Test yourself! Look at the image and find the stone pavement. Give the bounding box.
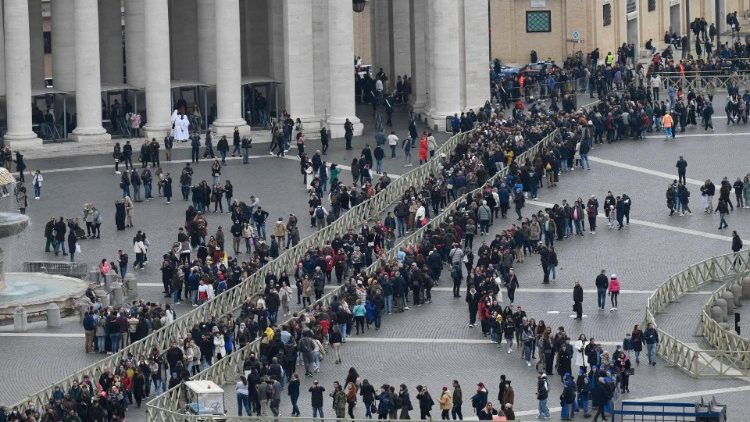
[5,97,750,417]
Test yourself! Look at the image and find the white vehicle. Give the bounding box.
[185,380,226,421]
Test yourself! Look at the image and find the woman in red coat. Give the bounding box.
[419,134,429,164]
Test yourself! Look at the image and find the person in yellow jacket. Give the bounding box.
[662,112,674,140]
[605,52,615,66]
[438,386,453,420]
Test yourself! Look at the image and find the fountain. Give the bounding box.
[0,169,88,321]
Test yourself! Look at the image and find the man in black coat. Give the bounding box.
[573,281,584,319]
[465,286,481,328]
[595,270,608,310]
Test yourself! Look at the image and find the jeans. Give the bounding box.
[312,406,324,418]
[172,288,182,303]
[451,403,463,420]
[256,223,266,239]
[479,219,489,234]
[56,241,66,255]
[109,333,120,353]
[384,295,392,313]
[34,184,41,197]
[538,398,550,418]
[97,335,105,352]
[220,149,227,163]
[719,212,728,229]
[390,145,396,158]
[376,159,383,173]
[549,264,556,280]
[237,393,251,416]
[646,342,657,364]
[597,288,606,309]
[144,182,152,198]
[338,323,347,342]
[397,217,406,236]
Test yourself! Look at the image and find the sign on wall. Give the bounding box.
[530,0,547,8]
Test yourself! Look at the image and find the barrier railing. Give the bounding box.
[659,72,750,94]
[699,264,750,369]
[146,128,565,421]
[11,130,472,412]
[645,249,750,377]
[145,98,603,420]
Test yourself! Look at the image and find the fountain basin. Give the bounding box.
[0,273,89,319]
[0,212,30,238]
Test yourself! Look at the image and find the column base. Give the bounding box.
[427,111,453,133]
[326,116,363,139]
[211,119,251,138]
[410,101,428,122]
[3,132,43,150]
[71,128,112,143]
[143,124,171,142]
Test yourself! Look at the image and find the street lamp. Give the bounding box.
[353,0,366,13]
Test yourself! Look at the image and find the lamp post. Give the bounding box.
[353,0,366,13]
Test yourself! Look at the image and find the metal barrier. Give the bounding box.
[659,71,750,95]
[11,129,472,412]
[22,261,89,279]
[645,249,750,377]
[146,123,567,421]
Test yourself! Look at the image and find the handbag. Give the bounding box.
[370,403,377,414]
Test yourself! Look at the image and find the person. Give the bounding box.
[416,385,434,420]
[451,380,463,420]
[470,383,488,416]
[403,135,413,167]
[391,384,409,420]
[716,198,729,229]
[438,386,452,420]
[344,118,354,150]
[643,322,659,366]
[309,379,325,418]
[332,381,346,419]
[676,156,687,185]
[15,186,27,215]
[608,274,621,311]
[68,227,78,262]
[595,270,608,311]
[288,373,301,417]
[662,111,673,140]
[573,280,584,320]
[236,376,251,416]
[536,372,550,419]
[32,170,43,199]
[631,325,643,364]
[163,173,173,204]
[320,127,329,155]
[732,230,743,262]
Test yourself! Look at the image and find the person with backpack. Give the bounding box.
[513,190,525,221]
[314,205,328,229]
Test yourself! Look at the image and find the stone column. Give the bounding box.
[52,0,76,91]
[390,0,412,77]
[462,0,489,112]
[409,0,427,115]
[282,0,317,127]
[327,0,362,138]
[124,0,145,88]
[427,0,461,130]
[28,0,44,88]
[72,0,110,143]
[212,0,250,137]
[3,0,42,148]
[0,0,6,97]
[197,0,216,85]
[99,0,124,84]
[143,0,172,140]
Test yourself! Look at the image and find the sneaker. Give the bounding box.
[527,361,531,366]
[34,197,40,200]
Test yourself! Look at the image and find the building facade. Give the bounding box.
[487,0,750,65]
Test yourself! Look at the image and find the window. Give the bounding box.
[603,4,612,26]
[648,0,656,12]
[526,11,551,33]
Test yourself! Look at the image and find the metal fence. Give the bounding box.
[145,127,566,421]
[22,261,89,279]
[699,268,750,369]
[11,130,471,412]
[645,249,750,377]
[659,72,750,95]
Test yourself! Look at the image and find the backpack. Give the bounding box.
[299,337,312,353]
[315,206,325,219]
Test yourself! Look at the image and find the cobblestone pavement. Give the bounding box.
[4,99,750,416]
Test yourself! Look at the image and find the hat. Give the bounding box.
[477,382,484,387]
[611,274,617,278]
[587,120,593,125]
[442,386,448,391]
